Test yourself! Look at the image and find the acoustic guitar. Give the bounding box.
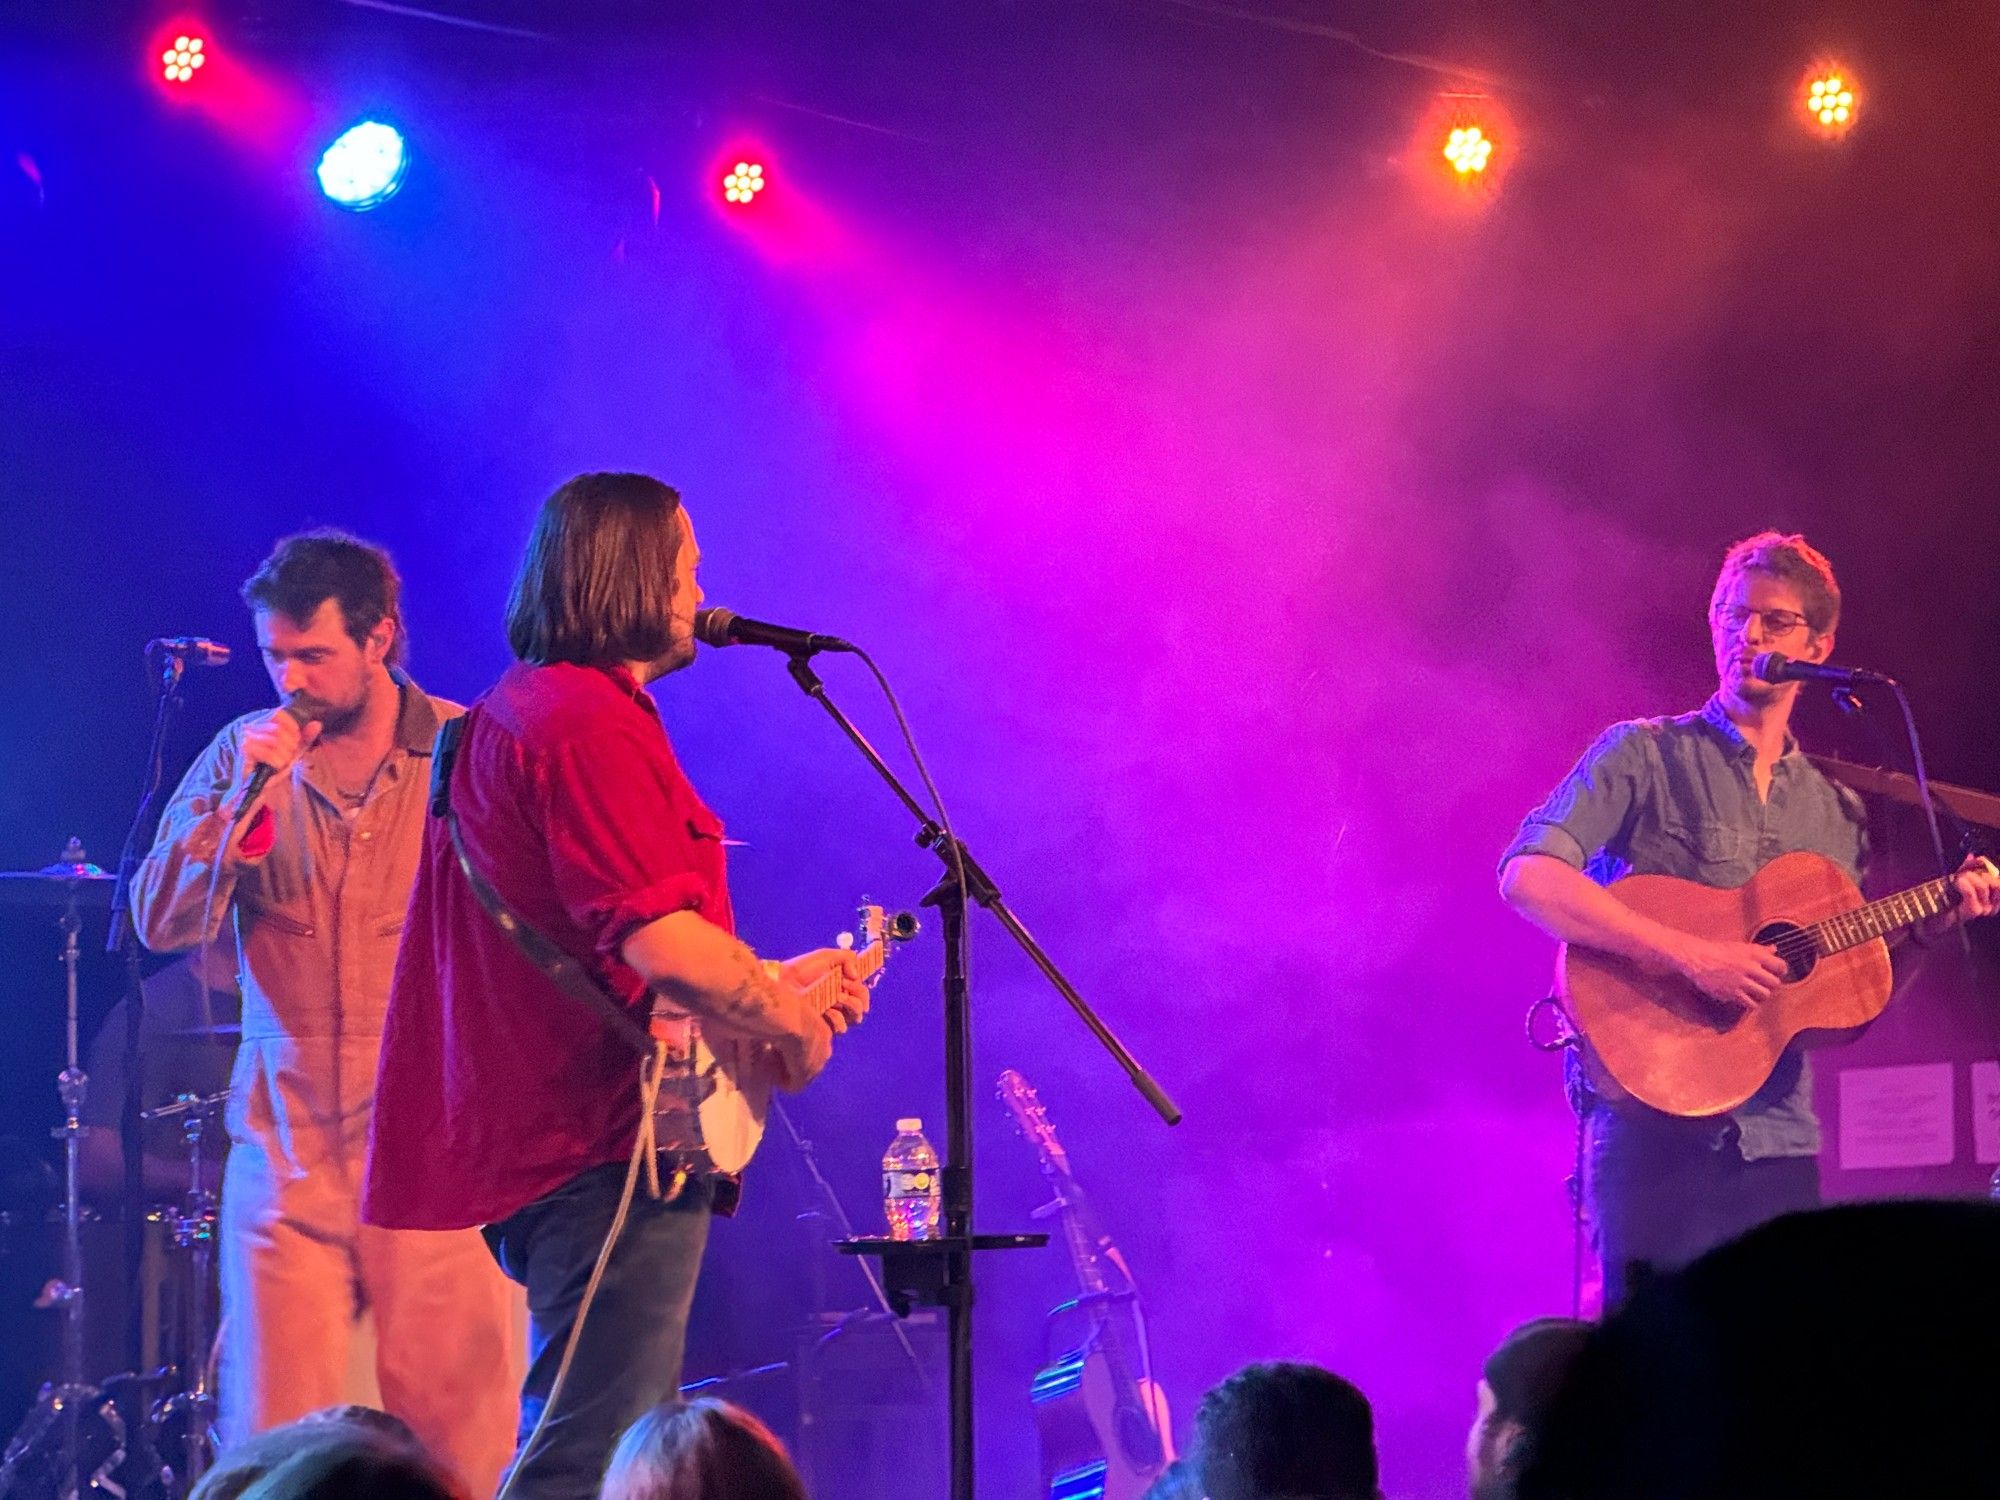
[999,1068,1173,1500]
[674,903,917,1172]
[1558,850,1978,1117]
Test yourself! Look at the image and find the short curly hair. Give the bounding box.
[1711,531,1841,635]
[241,529,407,665]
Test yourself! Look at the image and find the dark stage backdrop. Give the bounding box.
[3,2,1998,1494]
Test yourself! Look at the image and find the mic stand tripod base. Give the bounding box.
[838,1235,1049,1318]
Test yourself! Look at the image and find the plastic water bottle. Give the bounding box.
[882,1118,942,1241]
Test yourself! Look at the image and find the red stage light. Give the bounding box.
[722,161,766,205]
[160,33,207,85]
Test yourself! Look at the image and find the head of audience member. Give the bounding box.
[189,1407,462,1500]
[1138,1456,1203,1500]
[234,1439,459,1500]
[1195,1360,1381,1500]
[599,1398,807,1500]
[1466,1318,1591,1500]
[1517,1201,2000,1500]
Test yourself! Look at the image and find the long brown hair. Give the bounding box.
[599,1399,808,1500]
[504,473,685,666]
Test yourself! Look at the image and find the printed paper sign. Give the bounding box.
[1972,1061,2000,1166]
[1838,1063,1955,1170]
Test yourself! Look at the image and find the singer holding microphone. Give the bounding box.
[1496,531,2000,1305]
[131,530,524,1495]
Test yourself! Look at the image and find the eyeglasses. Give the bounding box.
[1710,602,1812,638]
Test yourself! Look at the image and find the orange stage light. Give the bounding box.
[1805,69,1857,133]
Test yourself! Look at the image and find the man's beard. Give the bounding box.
[657,622,697,676]
[298,681,369,738]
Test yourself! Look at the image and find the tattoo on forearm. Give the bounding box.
[701,939,799,1038]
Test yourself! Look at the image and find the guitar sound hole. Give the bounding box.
[1753,920,1817,984]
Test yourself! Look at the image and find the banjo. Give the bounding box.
[664,902,918,1172]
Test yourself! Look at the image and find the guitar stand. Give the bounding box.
[780,649,1178,1500]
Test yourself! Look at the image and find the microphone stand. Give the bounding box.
[776,648,1180,1500]
[106,643,198,1374]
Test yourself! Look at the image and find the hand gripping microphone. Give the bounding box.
[694,608,856,656]
[233,696,321,824]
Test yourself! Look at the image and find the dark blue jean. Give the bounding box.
[1587,1108,1820,1309]
[483,1161,714,1500]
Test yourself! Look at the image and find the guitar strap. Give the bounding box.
[431,713,654,1054]
[427,711,742,1214]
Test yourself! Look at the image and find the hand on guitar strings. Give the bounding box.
[1668,934,1789,1013]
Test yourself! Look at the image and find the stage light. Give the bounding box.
[722,161,766,205]
[160,33,207,85]
[1805,70,1857,131]
[1442,124,1495,175]
[316,121,408,210]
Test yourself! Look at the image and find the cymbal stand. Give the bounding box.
[48,847,95,1496]
[143,1089,226,1486]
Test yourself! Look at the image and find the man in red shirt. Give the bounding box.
[363,474,868,1498]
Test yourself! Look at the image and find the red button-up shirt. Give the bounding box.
[362,662,733,1230]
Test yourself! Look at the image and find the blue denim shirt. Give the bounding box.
[1502,696,1870,1159]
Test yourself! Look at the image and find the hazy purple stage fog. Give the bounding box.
[4,3,1999,1496]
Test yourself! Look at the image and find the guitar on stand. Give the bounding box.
[998,1069,1172,1500]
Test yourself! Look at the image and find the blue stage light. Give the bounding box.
[316,122,408,210]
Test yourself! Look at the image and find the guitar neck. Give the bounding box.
[1055,1181,1114,1295]
[1811,876,1956,955]
[802,942,885,1008]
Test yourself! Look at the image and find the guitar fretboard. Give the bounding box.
[804,941,885,1007]
[1808,876,1955,956]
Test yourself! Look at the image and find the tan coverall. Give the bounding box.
[132,676,524,1497]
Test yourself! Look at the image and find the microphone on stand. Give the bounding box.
[1752,652,1895,688]
[694,607,856,656]
[148,636,233,667]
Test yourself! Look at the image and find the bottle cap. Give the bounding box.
[895,1117,923,1134]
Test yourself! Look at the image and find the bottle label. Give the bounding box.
[883,1169,935,1197]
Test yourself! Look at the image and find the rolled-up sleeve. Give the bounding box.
[536,721,723,966]
[1500,721,1651,876]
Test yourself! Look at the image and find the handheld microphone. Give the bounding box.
[234,696,321,823]
[1752,652,1895,688]
[148,636,232,667]
[694,607,856,656]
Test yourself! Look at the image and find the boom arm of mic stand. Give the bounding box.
[781,652,1180,1125]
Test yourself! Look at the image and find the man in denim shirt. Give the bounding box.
[1500,532,2000,1305]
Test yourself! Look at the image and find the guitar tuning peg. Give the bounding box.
[837,932,855,951]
